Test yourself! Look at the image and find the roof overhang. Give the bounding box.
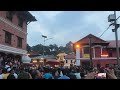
[17,11,37,22]
[0,44,27,55]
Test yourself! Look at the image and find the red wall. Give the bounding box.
[95,47,101,58]
[0,11,27,50]
[80,59,117,67]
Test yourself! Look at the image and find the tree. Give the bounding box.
[27,44,31,52]
[30,43,73,56]
[31,44,43,54]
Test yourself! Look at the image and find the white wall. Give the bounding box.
[64,59,75,67]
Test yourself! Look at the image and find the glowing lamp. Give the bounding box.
[33,60,37,63]
[76,45,80,48]
[39,60,43,62]
[101,54,109,57]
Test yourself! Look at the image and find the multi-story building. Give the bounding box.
[0,11,36,62]
[73,34,120,68]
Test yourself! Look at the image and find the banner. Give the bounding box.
[84,54,90,58]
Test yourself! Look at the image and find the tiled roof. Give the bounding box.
[65,54,75,59]
[28,52,40,55]
[107,40,120,48]
[75,34,108,44]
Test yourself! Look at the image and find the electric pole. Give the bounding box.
[114,11,120,65]
[108,11,120,66]
[42,35,47,66]
[89,36,93,68]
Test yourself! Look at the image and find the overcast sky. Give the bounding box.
[27,11,120,47]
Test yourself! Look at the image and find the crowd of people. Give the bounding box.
[0,54,120,79]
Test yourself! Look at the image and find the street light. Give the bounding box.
[76,44,80,48]
[42,35,47,59]
[45,38,53,42]
[108,11,120,65]
[42,35,53,65]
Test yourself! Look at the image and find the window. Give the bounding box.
[17,37,22,48]
[5,31,12,45]
[66,60,68,63]
[84,47,90,54]
[18,17,23,27]
[83,47,90,58]
[71,60,72,63]
[6,11,13,21]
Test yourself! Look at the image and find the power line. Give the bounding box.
[116,16,120,21]
[91,24,112,47]
[99,24,112,38]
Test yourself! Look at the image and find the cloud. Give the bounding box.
[28,11,120,47]
[40,11,63,20]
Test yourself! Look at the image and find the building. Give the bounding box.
[0,11,36,62]
[64,53,75,67]
[73,34,120,68]
[31,55,60,67]
[28,51,41,57]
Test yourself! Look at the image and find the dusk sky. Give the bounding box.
[27,11,120,47]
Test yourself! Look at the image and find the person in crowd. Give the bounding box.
[58,69,70,79]
[84,72,96,79]
[34,70,43,79]
[99,66,105,73]
[104,67,117,79]
[7,69,16,79]
[2,68,10,79]
[69,74,77,79]
[43,68,52,79]
[52,69,60,79]
[0,68,3,79]
[67,68,76,79]
[18,66,32,79]
[11,67,18,79]
[68,68,74,76]
[93,67,99,74]
[29,69,36,79]
[74,68,81,79]
[80,67,85,79]
[0,55,3,67]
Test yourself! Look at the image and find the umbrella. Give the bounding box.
[22,55,31,63]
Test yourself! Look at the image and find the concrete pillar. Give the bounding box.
[76,47,80,66]
[93,47,95,58]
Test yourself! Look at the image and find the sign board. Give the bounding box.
[84,54,90,58]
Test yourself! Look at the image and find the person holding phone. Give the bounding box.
[104,68,117,79]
